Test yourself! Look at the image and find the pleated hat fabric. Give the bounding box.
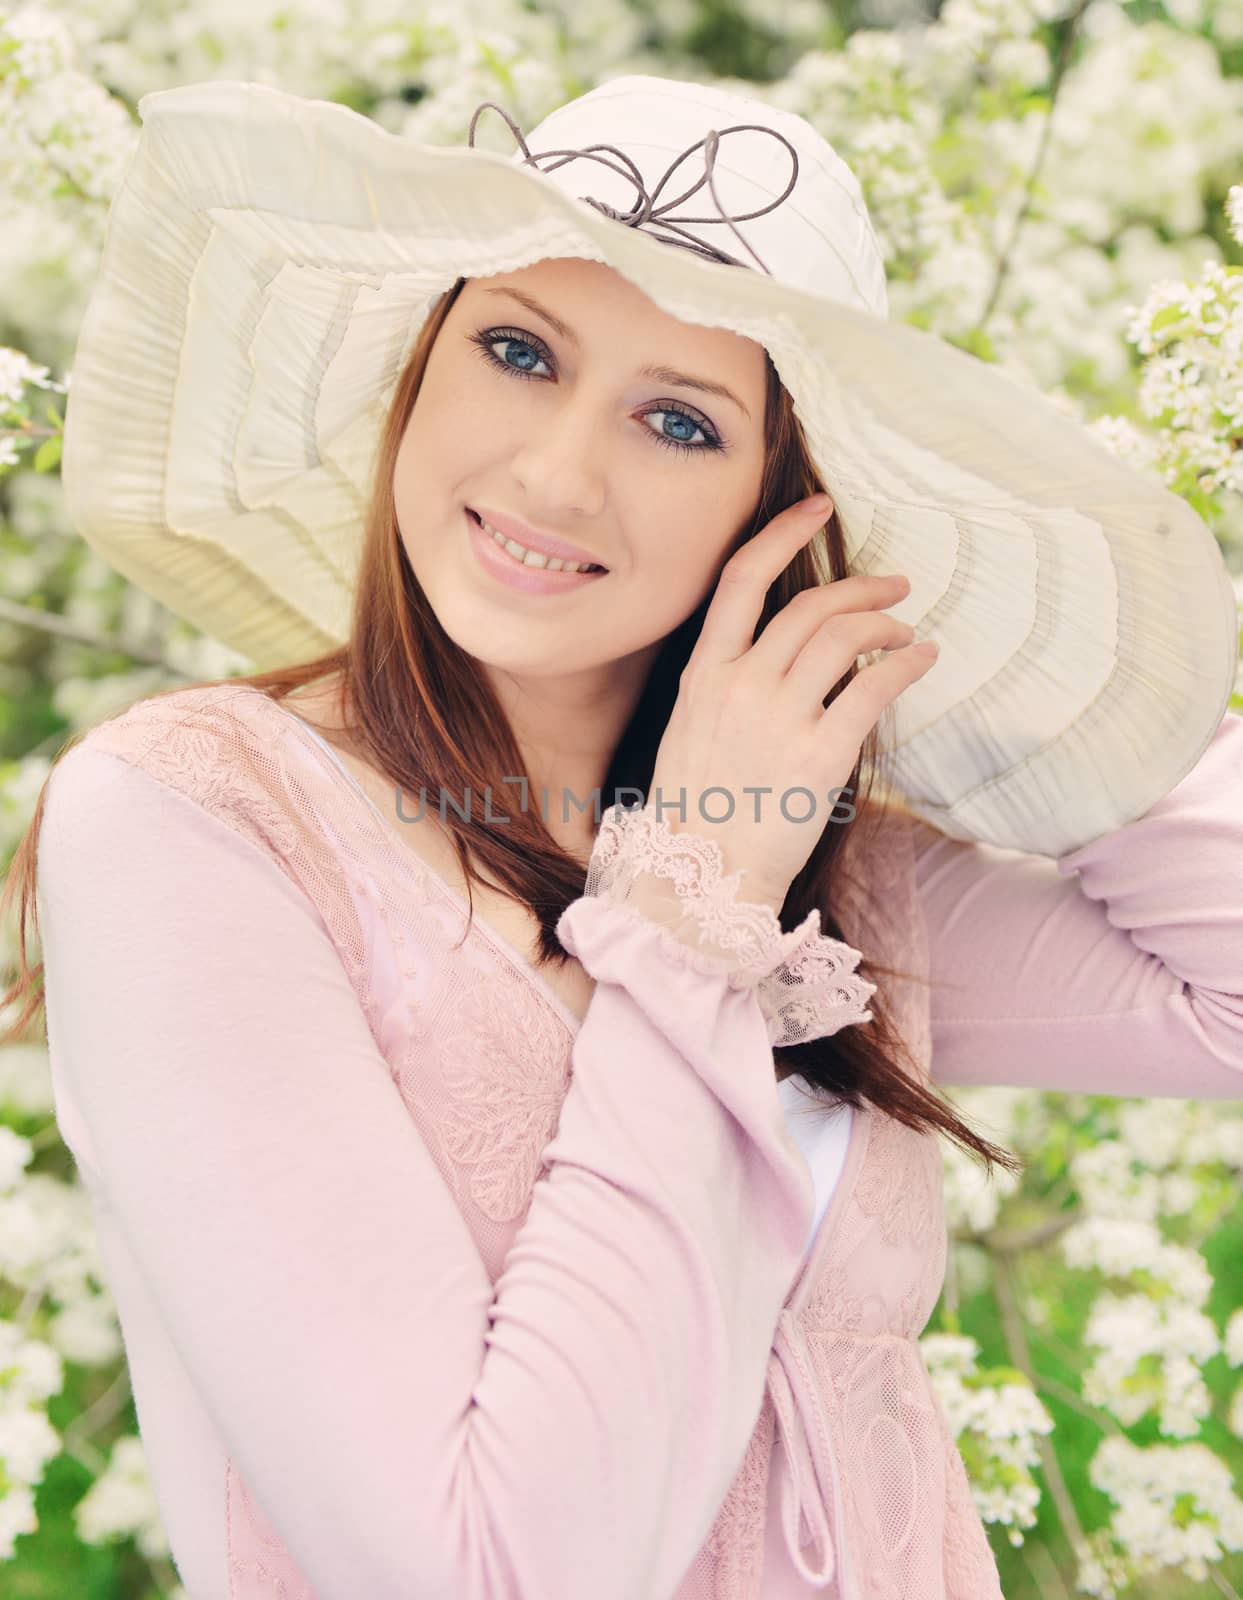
[60,72,1239,856]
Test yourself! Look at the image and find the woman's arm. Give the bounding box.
[36,742,861,1600]
[913,709,1243,1098]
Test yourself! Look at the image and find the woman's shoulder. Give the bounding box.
[50,681,306,860]
[68,679,272,756]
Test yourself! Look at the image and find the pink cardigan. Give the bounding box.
[294,711,858,1256]
[34,685,1243,1599]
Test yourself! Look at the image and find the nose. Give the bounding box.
[507,387,612,517]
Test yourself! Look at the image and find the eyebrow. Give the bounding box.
[481,286,753,422]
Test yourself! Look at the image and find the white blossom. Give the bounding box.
[1086,1435,1243,1583]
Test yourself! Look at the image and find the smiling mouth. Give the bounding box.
[467,508,608,574]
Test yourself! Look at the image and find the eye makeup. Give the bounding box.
[467,326,729,457]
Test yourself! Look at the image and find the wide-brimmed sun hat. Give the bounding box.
[59,72,1239,857]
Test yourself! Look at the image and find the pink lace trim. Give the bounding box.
[583,803,878,1046]
[227,1458,313,1598]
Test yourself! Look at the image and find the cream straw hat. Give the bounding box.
[59,72,1239,857]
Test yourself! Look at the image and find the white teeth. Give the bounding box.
[476,514,601,574]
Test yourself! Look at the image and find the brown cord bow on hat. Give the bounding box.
[467,100,799,276]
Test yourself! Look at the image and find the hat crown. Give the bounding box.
[489,74,889,319]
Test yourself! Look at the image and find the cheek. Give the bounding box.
[394,366,478,488]
[620,516,739,634]
[390,400,464,533]
[655,499,747,582]
[390,433,423,543]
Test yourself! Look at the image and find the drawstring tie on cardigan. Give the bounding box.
[767,1309,838,1585]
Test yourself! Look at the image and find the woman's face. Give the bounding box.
[391,256,769,685]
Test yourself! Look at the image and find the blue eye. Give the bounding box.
[468,327,726,457]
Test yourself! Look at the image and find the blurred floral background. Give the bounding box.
[2,0,1243,1595]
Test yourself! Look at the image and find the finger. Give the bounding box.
[780,611,916,706]
[691,497,832,668]
[752,584,913,682]
[813,642,939,751]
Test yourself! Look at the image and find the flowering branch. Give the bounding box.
[972,0,1094,337]
[992,1249,1094,1567]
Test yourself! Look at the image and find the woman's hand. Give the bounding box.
[648,493,937,912]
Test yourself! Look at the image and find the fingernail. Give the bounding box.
[806,493,832,511]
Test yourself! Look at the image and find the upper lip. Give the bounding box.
[469,506,608,569]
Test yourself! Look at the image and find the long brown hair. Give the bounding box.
[1,272,1022,1178]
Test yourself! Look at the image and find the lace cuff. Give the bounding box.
[582,803,877,1047]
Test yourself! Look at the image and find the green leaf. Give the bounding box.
[33,435,62,473]
[979,1365,1032,1389]
[1150,305,1188,335]
[956,326,998,364]
[477,41,515,99]
[1171,1491,1209,1528]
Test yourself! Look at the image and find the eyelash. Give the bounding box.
[467,327,727,456]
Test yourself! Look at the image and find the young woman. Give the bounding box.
[4,74,1241,1600]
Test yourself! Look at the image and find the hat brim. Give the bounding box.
[61,78,1239,856]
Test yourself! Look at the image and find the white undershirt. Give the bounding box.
[775,1078,853,1256]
